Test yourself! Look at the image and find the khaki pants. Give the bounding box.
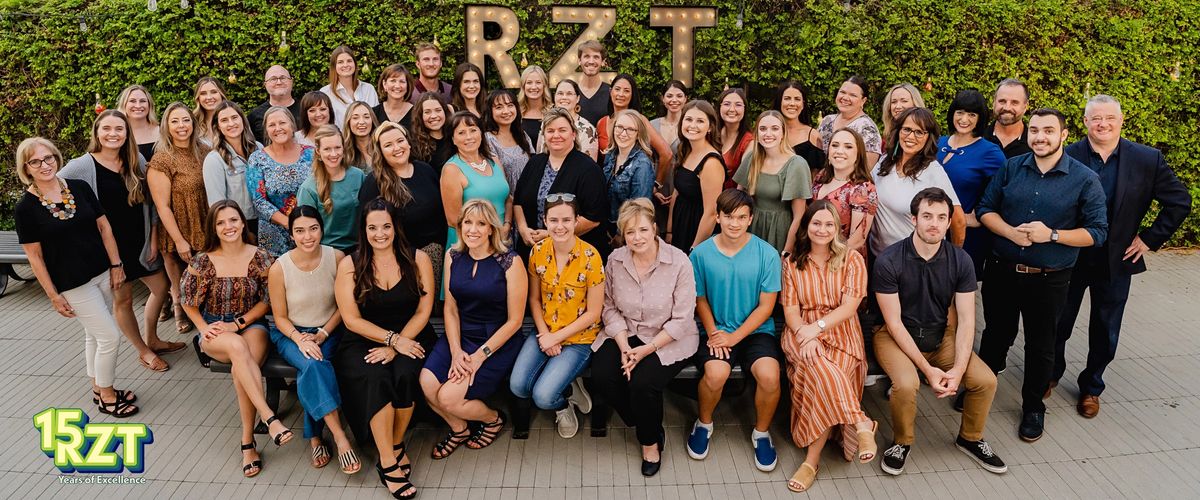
[873,321,997,444]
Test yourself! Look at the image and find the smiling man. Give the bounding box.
[575,40,611,126]
[247,65,303,143]
[982,78,1032,159]
[410,43,453,105]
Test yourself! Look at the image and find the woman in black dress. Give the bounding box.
[333,198,435,499]
[410,92,453,172]
[774,80,825,177]
[668,100,726,252]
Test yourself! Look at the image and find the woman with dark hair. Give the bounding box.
[61,110,180,372]
[818,76,883,167]
[182,200,291,477]
[246,107,315,258]
[717,87,754,190]
[483,89,534,191]
[780,200,876,492]
[333,198,436,499]
[440,111,511,250]
[299,125,366,252]
[341,101,379,172]
[297,91,334,146]
[544,79,599,161]
[451,62,487,118]
[267,206,359,474]
[649,80,688,148]
[192,76,228,147]
[774,80,825,176]
[320,45,379,128]
[812,128,878,257]
[204,101,262,236]
[668,100,725,253]
[375,64,415,128]
[937,89,1006,275]
[733,110,812,255]
[411,92,454,171]
[869,107,965,257]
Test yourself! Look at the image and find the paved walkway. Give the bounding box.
[1,252,1198,499]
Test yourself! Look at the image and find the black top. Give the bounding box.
[872,235,977,330]
[792,141,826,178]
[578,82,612,127]
[372,103,413,130]
[15,178,111,292]
[92,158,154,280]
[358,161,446,249]
[513,149,610,256]
[982,121,1032,159]
[137,142,156,163]
[521,118,542,147]
[248,99,304,145]
[448,249,517,325]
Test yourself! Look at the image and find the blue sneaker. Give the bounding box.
[687,421,712,460]
[752,433,777,472]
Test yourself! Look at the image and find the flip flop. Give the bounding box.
[151,341,187,355]
[138,353,169,372]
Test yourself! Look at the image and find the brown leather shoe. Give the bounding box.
[1078,395,1100,418]
[1043,380,1058,400]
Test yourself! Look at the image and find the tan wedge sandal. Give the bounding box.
[787,462,818,493]
[858,420,879,463]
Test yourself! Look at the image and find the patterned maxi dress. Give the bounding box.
[245,146,314,257]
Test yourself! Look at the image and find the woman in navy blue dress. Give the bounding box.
[420,199,528,459]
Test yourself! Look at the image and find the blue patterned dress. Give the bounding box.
[246,146,314,257]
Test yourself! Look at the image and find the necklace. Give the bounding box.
[35,181,76,220]
[465,157,488,173]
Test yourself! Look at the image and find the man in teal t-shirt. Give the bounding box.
[686,189,782,473]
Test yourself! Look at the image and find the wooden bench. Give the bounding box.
[0,231,35,297]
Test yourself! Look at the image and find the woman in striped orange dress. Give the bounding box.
[780,200,877,492]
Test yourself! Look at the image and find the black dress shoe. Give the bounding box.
[1019,412,1044,442]
[641,432,665,477]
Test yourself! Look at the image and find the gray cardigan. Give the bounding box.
[58,153,161,273]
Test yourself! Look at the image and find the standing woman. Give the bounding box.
[267,206,359,474]
[420,200,527,458]
[192,76,228,147]
[780,201,877,492]
[341,101,379,172]
[147,101,210,334]
[602,110,656,231]
[410,92,454,171]
[733,110,812,255]
[774,80,825,178]
[333,198,436,499]
[818,76,883,167]
[513,107,611,258]
[117,84,160,162]
[203,101,261,236]
[440,111,511,250]
[361,122,446,283]
[596,74,673,183]
[590,199,698,477]
[811,128,878,257]
[299,125,366,252]
[450,62,487,118]
[483,89,534,193]
[61,111,179,373]
[667,100,725,253]
[15,137,138,417]
[544,79,599,161]
[518,65,551,142]
[182,201,293,477]
[880,83,926,148]
[374,64,415,128]
[296,91,334,146]
[649,80,688,149]
[937,89,1006,276]
[717,88,754,190]
[246,106,315,258]
[320,45,380,128]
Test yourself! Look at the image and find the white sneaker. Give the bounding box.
[556,405,579,438]
[568,378,592,414]
[864,374,886,387]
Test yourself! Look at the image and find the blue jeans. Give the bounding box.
[200,312,268,333]
[269,324,342,439]
[508,331,592,410]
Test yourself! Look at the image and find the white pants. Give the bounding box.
[59,272,120,387]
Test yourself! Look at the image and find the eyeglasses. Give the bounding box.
[1087,115,1120,124]
[24,155,58,169]
[545,193,576,203]
[613,124,636,136]
[899,127,928,138]
[265,76,293,84]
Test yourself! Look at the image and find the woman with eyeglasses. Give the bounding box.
[602,110,656,233]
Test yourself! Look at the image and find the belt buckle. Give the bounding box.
[1015,263,1040,274]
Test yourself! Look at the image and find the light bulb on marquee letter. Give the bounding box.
[465,5,522,88]
[649,7,717,88]
[548,6,617,87]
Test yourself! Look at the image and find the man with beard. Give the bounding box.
[247,65,303,142]
[1051,95,1191,418]
[982,79,1033,158]
[976,108,1108,442]
[410,42,453,105]
[576,40,612,126]
[873,187,1006,476]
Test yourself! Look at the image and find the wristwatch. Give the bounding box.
[481,345,493,358]
[1050,229,1060,243]
[234,316,247,329]
[817,319,827,332]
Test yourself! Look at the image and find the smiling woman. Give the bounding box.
[245,106,315,258]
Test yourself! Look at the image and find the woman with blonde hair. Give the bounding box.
[880,83,926,146]
[298,125,365,252]
[733,110,813,254]
[518,65,551,141]
[117,84,160,161]
[320,45,380,127]
[602,110,655,229]
[246,106,316,258]
[340,101,379,172]
[192,76,228,147]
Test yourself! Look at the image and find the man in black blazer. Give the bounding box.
[1052,95,1192,418]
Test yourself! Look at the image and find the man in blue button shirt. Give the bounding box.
[975,108,1108,442]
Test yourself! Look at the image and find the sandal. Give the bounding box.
[393,441,412,475]
[262,415,294,446]
[430,427,471,460]
[466,410,506,450]
[339,448,361,475]
[241,441,262,477]
[97,397,139,418]
[786,462,818,493]
[92,389,136,405]
[311,443,330,469]
[193,334,212,368]
[175,304,193,334]
[158,295,174,323]
[857,420,878,463]
[138,352,169,372]
[151,341,187,355]
[376,461,417,499]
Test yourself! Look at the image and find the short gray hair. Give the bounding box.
[1084,94,1122,117]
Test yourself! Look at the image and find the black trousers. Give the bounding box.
[978,259,1072,413]
[591,336,685,446]
[1052,263,1132,397]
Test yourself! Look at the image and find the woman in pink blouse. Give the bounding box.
[590,198,699,478]
[810,128,878,257]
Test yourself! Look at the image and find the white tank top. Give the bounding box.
[279,246,338,328]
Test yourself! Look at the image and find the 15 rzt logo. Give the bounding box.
[33,408,153,473]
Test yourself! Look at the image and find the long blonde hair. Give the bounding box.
[745,110,791,195]
[340,101,378,168]
[117,85,159,126]
[191,76,227,142]
[789,200,849,273]
[881,83,926,141]
[453,199,509,254]
[87,110,145,204]
[518,65,550,114]
[610,109,652,156]
[311,125,344,214]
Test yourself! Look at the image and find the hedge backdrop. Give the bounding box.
[2,0,1197,244]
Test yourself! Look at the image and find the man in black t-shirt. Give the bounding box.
[872,188,1006,477]
[247,65,303,143]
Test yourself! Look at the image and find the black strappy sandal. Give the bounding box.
[376,461,417,499]
[393,441,412,475]
[97,397,139,418]
[262,415,293,446]
[92,389,136,405]
[241,441,262,478]
[467,410,506,450]
[430,427,471,460]
[192,334,211,368]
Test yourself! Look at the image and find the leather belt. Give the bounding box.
[1014,263,1061,274]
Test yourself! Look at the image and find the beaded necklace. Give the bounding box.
[33,180,76,220]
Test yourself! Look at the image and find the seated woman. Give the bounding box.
[266,205,359,474]
[420,200,527,459]
[333,198,435,499]
[298,125,365,252]
[509,195,605,439]
[590,198,698,477]
[780,200,876,492]
[181,200,293,478]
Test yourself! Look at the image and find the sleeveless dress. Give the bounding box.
[93,159,155,280]
[333,270,436,443]
[793,141,826,179]
[670,151,725,252]
[423,249,522,400]
[444,154,510,249]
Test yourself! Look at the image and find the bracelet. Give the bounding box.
[109,262,123,269]
[384,330,395,347]
[317,327,329,338]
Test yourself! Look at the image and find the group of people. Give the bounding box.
[12,38,1192,497]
